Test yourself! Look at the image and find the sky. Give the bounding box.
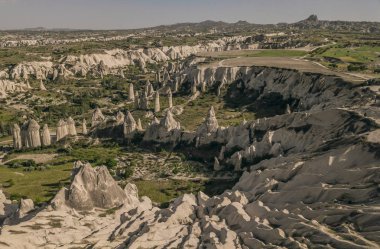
[0,0,379,30]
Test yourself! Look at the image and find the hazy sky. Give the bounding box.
[0,0,379,30]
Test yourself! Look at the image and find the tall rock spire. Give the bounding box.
[129,83,135,102]
[168,89,173,109]
[154,91,160,113]
[82,119,87,135]
[123,111,137,138]
[197,106,219,135]
[12,124,22,150]
[91,108,105,127]
[160,110,180,131]
[22,119,41,148]
[41,124,51,146]
[67,117,77,136]
[56,119,68,141]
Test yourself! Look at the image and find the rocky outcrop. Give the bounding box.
[116,111,125,125]
[92,108,105,127]
[143,110,181,143]
[82,119,88,135]
[123,111,137,138]
[196,106,219,135]
[66,117,77,136]
[168,88,173,108]
[56,119,68,141]
[129,83,135,101]
[40,124,51,146]
[52,161,129,210]
[12,124,22,150]
[154,91,160,113]
[39,79,47,91]
[21,119,41,148]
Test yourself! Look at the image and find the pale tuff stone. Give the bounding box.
[140,91,149,110]
[219,146,226,161]
[116,111,125,125]
[123,111,137,138]
[12,124,22,150]
[286,104,292,114]
[21,119,41,148]
[154,91,160,113]
[160,110,180,131]
[39,79,47,91]
[119,68,125,79]
[197,106,219,135]
[191,82,197,94]
[137,118,143,131]
[214,157,221,171]
[65,161,129,210]
[66,117,77,136]
[134,91,140,109]
[144,80,154,97]
[18,199,34,219]
[56,119,68,142]
[41,124,51,146]
[168,89,173,108]
[129,83,135,101]
[82,119,87,135]
[91,107,105,127]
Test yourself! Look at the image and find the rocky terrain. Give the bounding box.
[1,60,379,248]
[0,15,380,249]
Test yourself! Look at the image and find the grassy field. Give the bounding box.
[0,163,72,203]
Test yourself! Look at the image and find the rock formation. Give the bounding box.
[56,119,68,141]
[12,124,22,150]
[82,119,87,135]
[66,117,77,136]
[39,79,47,91]
[116,111,125,125]
[128,83,135,101]
[18,199,34,219]
[160,110,181,131]
[197,106,219,135]
[92,108,105,127]
[137,118,143,131]
[213,157,221,171]
[168,88,173,108]
[154,91,160,113]
[56,161,128,210]
[123,111,137,138]
[21,119,41,148]
[40,124,51,146]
